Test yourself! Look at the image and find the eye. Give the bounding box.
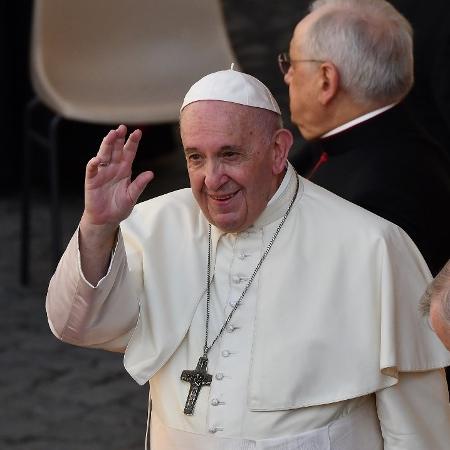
[185,152,204,167]
[222,150,239,160]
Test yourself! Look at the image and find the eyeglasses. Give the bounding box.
[277,52,324,75]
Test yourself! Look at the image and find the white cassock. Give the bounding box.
[46,163,450,449]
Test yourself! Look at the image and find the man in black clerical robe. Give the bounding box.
[283,0,450,277]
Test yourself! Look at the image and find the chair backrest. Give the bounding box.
[30,0,238,124]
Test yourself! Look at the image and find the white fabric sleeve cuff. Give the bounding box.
[76,228,119,288]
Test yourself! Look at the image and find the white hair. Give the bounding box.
[420,260,450,323]
[304,0,414,104]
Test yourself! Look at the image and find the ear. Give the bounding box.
[272,128,293,175]
[318,62,339,105]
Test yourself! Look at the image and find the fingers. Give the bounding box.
[127,171,154,204]
[97,128,120,164]
[116,124,128,138]
[86,156,103,179]
[96,125,141,167]
[88,125,142,182]
[111,125,127,164]
[122,129,143,164]
[86,151,117,180]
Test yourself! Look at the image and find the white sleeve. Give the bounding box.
[46,227,140,353]
[376,369,450,449]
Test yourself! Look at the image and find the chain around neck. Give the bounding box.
[203,174,300,356]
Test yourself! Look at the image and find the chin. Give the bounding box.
[212,216,247,233]
[297,125,316,141]
[214,221,242,233]
[291,119,309,140]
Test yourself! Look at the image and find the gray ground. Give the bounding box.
[1,196,146,450]
[1,148,190,450]
[0,2,310,449]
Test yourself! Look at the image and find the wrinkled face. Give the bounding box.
[430,292,450,351]
[284,16,323,140]
[180,101,281,233]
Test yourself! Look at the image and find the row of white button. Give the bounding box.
[238,251,250,260]
[208,230,258,435]
[232,274,249,284]
[210,397,226,406]
[208,321,237,433]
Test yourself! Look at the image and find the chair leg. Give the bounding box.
[20,109,32,285]
[20,99,64,283]
[49,115,62,270]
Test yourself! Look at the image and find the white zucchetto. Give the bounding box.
[180,66,281,115]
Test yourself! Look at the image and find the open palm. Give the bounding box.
[83,124,154,227]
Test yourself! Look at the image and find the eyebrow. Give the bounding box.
[184,145,241,153]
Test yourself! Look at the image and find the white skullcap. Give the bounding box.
[180,66,281,115]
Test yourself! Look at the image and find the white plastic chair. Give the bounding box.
[21,0,238,283]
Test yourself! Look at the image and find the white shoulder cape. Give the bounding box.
[114,166,449,409]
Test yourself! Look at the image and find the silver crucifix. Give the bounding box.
[180,356,213,415]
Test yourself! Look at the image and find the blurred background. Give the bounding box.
[1,1,448,449]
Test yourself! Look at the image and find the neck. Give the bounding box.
[317,96,391,138]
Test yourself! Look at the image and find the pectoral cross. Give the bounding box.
[180,356,212,415]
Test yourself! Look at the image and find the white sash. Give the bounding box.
[149,396,383,450]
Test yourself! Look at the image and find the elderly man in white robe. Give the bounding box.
[46,68,450,449]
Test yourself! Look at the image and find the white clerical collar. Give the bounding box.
[252,162,302,229]
[210,162,301,247]
[267,163,291,206]
[321,103,396,138]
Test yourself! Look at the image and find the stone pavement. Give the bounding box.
[0,145,190,450]
[0,2,310,448]
[5,148,188,450]
[0,195,148,450]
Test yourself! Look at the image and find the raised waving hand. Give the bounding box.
[83,124,154,227]
[79,125,154,283]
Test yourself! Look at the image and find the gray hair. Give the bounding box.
[305,0,414,104]
[420,260,450,323]
[250,108,284,145]
[179,103,283,146]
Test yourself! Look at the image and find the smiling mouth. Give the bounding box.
[208,191,239,202]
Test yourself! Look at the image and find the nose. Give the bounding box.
[204,160,227,192]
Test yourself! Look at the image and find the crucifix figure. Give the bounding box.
[181,356,213,415]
